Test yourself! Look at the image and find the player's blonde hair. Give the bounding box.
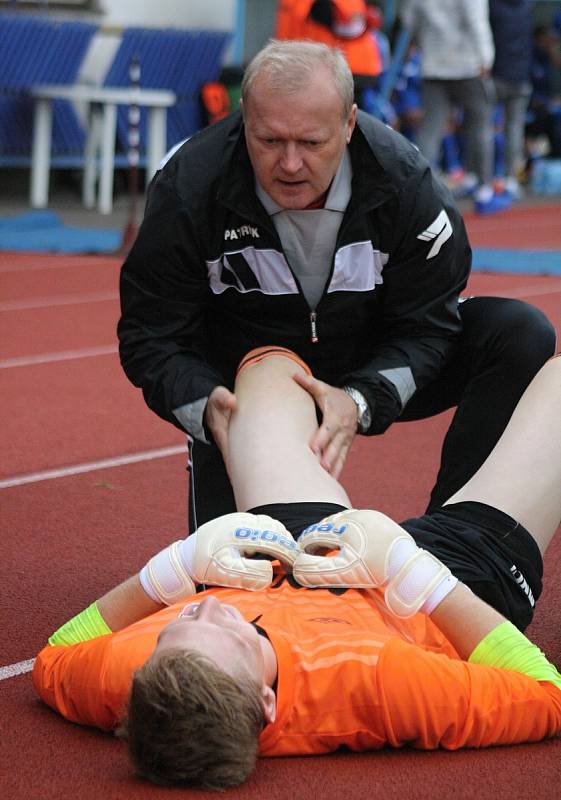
[241,39,355,120]
[118,648,265,789]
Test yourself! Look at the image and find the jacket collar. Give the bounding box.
[346,115,399,212]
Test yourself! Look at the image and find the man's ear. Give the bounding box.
[261,685,276,724]
[346,103,357,143]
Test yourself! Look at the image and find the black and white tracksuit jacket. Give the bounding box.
[118,110,471,441]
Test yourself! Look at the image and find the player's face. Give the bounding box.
[153,595,267,683]
[243,67,356,210]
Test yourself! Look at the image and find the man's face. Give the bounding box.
[153,595,267,685]
[243,67,356,209]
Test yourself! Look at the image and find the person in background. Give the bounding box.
[400,0,511,214]
[489,0,533,200]
[275,0,383,109]
[391,41,423,141]
[528,22,561,160]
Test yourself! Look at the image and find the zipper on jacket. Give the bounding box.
[310,311,318,344]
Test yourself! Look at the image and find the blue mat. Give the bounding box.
[1,211,560,271]
[472,247,561,275]
[0,210,121,254]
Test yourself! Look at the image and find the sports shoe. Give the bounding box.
[445,170,478,198]
[474,192,513,215]
[503,177,523,200]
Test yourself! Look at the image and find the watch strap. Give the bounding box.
[343,386,371,434]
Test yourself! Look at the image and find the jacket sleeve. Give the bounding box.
[343,165,471,434]
[378,638,561,749]
[118,169,225,436]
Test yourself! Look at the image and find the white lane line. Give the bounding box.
[0,444,186,489]
[0,291,119,311]
[0,345,118,369]
[1,280,557,319]
[0,658,35,681]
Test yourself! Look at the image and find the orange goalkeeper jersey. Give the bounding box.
[33,577,561,754]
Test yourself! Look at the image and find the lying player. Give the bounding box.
[33,348,561,790]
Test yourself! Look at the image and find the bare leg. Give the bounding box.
[226,353,351,512]
[445,356,561,555]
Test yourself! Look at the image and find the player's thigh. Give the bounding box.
[445,357,561,554]
[228,349,350,511]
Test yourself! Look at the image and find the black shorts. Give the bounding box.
[248,500,543,632]
[401,501,542,631]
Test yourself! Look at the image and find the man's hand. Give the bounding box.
[205,386,237,462]
[293,372,357,478]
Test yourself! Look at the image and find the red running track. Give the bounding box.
[2,212,561,800]
[463,202,561,249]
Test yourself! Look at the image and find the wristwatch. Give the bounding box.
[343,386,372,434]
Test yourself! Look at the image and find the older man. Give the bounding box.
[117,39,554,533]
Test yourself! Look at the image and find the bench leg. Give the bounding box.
[30,98,53,208]
[82,103,102,209]
[98,102,117,215]
[146,106,167,183]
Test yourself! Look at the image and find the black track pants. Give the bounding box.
[401,296,556,510]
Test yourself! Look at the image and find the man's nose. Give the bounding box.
[279,142,303,174]
[197,595,221,618]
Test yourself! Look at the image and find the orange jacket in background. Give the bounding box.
[276,0,382,77]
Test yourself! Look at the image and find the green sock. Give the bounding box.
[469,620,561,690]
[48,602,112,646]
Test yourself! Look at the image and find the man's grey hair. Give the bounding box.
[241,39,355,119]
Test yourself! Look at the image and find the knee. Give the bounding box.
[493,299,556,366]
[461,297,557,371]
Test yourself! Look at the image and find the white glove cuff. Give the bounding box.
[139,540,197,606]
[181,532,197,575]
[421,573,459,615]
[385,547,457,618]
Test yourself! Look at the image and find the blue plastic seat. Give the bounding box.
[103,27,231,161]
[0,16,96,166]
